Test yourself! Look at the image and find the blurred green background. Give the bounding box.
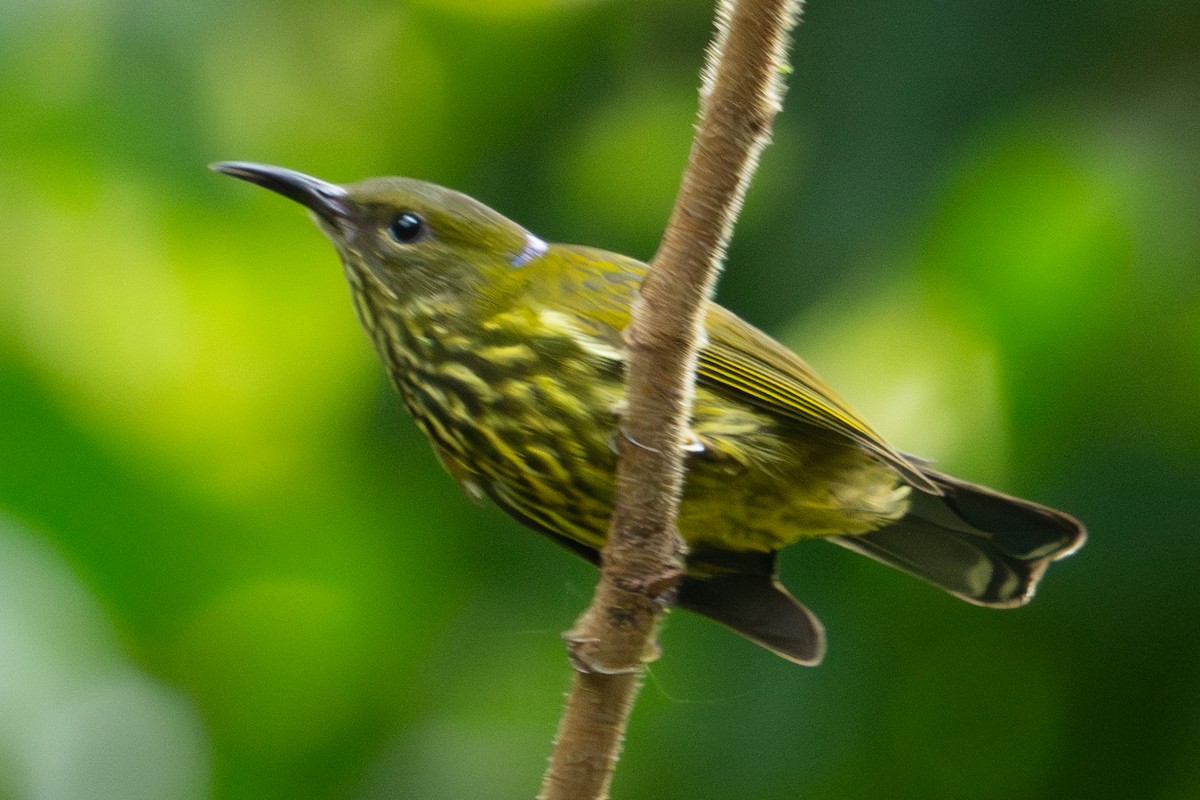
[2,0,1198,798]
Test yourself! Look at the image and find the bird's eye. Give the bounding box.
[387,212,425,244]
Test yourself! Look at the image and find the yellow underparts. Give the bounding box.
[376,296,912,557]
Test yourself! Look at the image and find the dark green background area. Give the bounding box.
[2,1,1198,798]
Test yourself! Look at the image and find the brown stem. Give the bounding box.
[537,1,802,799]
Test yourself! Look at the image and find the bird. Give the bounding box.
[213,161,1086,666]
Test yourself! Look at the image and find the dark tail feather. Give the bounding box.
[831,469,1087,607]
[528,523,826,664]
[676,571,826,665]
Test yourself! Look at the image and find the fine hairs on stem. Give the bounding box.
[537,2,803,799]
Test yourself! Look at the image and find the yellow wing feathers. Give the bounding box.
[541,244,937,494]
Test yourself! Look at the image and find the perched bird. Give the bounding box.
[213,161,1086,666]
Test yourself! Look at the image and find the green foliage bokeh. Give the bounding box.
[2,1,1198,798]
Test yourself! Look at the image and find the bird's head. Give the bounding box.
[212,161,546,306]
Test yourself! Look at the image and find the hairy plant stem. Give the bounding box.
[537,2,802,798]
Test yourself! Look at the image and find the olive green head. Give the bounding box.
[211,161,547,303]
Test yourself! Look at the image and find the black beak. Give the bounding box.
[210,161,351,222]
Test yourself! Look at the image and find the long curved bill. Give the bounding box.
[210,161,351,224]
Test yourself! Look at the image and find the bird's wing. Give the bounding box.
[699,303,939,493]
[541,244,937,493]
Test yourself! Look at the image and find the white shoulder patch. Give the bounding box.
[510,233,548,267]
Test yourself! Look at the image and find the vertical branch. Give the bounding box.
[538,1,802,799]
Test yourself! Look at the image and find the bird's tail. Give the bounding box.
[831,468,1086,607]
[676,552,826,666]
